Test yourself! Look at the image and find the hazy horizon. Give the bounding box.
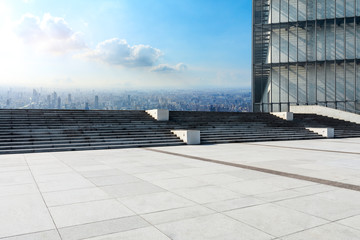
[0,0,251,90]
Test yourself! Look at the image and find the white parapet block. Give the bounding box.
[171,130,200,145]
[306,127,334,138]
[290,105,360,124]
[270,112,294,121]
[146,109,169,121]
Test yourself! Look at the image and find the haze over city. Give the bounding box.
[0,0,252,90]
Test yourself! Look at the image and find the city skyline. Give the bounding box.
[0,87,251,112]
[0,0,252,90]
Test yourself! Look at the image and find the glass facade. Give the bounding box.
[252,0,360,113]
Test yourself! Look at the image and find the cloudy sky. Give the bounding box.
[0,0,252,90]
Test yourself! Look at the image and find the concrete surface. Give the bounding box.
[171,130,201,145]
[0,138,360,239]
[146,109,169,121]
[270,112,294,121]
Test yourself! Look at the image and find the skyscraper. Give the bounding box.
[252,0,360,113]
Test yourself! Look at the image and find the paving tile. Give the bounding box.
[0,171,34,186]
[191,173,243,185]
[0,230,61,240]
[0,183,39,197]
[337,215,360,231]
[88,174,141,186]
[256,176,315,189]
[225,203,328,237]
[156,213,273,240]
[119,191,195,214]
[254,189,306,202]
[173,185,243,204]
[49,199,134,228]
[100,181,165,198]
[150,164,191,171]
[152,177,209,190]
[29,164,73,176]
[119,166,161,174]
[0,194,55,238]
[0,166,29,173]
[83,226,171,240]
[34,172,89,183]
[170,167,229,176]
[134,171,183,181]
[292,184,338,194]
[43,187,111,207]
[59,216,149,240]
[281,223,360,240]
[78,169,126,178]
[223,179,285,195]
[37,178,95,192]
[70,164,113,172]
[141,205,214,225]
[205,196,264,212]
[276,193,360,221]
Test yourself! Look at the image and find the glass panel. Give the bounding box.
[280,66,289,102]
[298,66,307,103]
[336,63,345,101]
[326,63,336,101]
[346,23,355,59]
[317,0,326,19]
[289,65,298,102]
[307,64,317,104]
[346,62,355,101]
[271,67,280,103]
[317,64,326,102]
[336,24,345,60]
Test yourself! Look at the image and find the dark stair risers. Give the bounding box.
[168,111,326,144]
[0,109,184,154]
[1,109,358,154]
[293,113,360,138]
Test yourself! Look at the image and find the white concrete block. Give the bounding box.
[290,105,360,124]
[306,127,334,138]
[146,109,169,121]
[271,112,294,121]
[171,130,200,145]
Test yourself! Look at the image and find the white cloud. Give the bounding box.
[151,63,188,73]
[83,38,162,67]
[15,13,86,54]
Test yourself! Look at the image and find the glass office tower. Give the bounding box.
[252,0,360,113]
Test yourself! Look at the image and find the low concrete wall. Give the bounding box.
[171,130,200,145]
[270,112,293,121]
[306,127,334,138]
[290,105,360,124]
[146,109,169,121]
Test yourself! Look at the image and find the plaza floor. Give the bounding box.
[1,138,360,239]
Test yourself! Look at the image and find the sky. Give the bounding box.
[0,0,252,90]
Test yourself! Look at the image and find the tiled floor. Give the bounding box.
[0,138,360,239]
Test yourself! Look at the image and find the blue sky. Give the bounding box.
[0,0,252,89]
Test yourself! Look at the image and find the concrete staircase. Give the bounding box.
[293,113,360,138]
[0,109,185,154]
[169,111,324,144]
[3,109,360,154]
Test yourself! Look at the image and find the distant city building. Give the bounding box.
[94,95,99,109]
[57,97,61,109]
[85,102,89,110]
[47,95,51,109]
[253,0,360,113]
